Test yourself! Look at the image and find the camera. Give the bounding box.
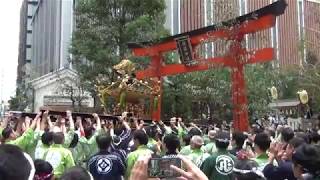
[148,157,181,178]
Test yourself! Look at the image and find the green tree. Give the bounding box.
[161,63,286,122]
[298,52,320,112]
[8,83,30,111]
[70,0,169,103]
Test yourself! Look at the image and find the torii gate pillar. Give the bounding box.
[128,0,287,132]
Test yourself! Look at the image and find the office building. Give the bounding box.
[164,0,320,67]
[17,0,38,86]
[28,0,93,111]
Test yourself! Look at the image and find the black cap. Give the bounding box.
[215,131,230,143]
[292,144,320,175]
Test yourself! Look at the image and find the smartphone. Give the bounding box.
[148,157,182,178]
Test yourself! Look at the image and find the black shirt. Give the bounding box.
[88,150,125,180]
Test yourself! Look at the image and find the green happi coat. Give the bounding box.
[187,148,210,167]
[180,145,193,156]
[252,153,269,170]
[147,138,157,152]
[70,129,102,167]
[35,142,50,160]
[44,144,75,178]
[7,128,35,152]
[178,126,187,139]
[25,130,42,159]
[63,128,75,148]
[126,145,153,179]
[180,145,206,156]
[201,150,237,180]
[33,129,76,160]
[203,135,210,145]
[203,142,217,155]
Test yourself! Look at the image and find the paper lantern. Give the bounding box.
[297,90,308,104]
[270,86,278,100]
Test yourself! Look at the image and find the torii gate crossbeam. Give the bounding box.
[128,0,287,131]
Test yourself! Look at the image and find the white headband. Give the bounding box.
[88,171,94,180]
[233,167,265,179]
[216,138,230,143]
[23,152,35,180]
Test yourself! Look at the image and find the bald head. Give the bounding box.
[208,130,217,140]
[190,135,204,149]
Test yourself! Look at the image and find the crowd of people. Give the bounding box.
[0,110,320,180]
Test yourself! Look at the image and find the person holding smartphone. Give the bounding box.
[129,154,208,180]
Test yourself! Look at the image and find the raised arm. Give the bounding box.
[109,121,114,137]
[47,115,54,131]
[92,113,101,130]
[122,117,131,130]
[41,110,49,131]
[0,114,9,135]
[76,116,85,137]
[30,112,42,130]
[189,122,202,133]
[133,118,140,130]
[66,110,74,130]
[36,114,41,132]
[63,110,75,147]
[1,113,10,129]
[8,112,41,151]
[16,118,24,135]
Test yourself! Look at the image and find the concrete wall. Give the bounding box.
[31,69,93,111]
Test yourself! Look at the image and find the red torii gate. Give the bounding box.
[128,0,287,131]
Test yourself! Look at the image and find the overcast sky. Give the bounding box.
[0,0,23,102]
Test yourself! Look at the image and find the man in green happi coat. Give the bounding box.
[201,131,237,180]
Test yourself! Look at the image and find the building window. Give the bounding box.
[28,1,38,5]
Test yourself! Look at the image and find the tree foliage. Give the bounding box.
[297,52,320,112]
[71,0,169,98]
[71,0,319,121]
[55,70,91,112]
[8,83,30,111]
